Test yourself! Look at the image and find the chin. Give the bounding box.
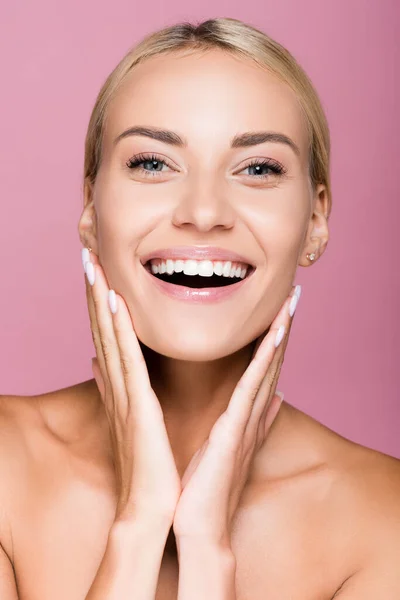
[136,322,255,362]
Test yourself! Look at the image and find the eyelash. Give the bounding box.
[125,153,287,180]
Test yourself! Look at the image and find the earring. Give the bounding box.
[306,252,316,261]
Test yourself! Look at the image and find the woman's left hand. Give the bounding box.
[172,284,301,548]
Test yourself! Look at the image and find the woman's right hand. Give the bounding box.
[82,249,182,528]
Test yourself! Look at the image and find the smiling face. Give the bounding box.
[80,48,326,361]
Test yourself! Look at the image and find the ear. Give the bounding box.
[299,184,330,267]
[77,177,98,252]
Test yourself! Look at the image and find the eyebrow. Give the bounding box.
[113,126,301,157]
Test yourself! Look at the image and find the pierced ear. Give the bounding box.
[300,184,330,266]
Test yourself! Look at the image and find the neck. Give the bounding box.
[140,340,256,476]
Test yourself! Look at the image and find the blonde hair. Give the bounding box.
[83,17,331,217]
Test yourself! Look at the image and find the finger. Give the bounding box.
[181,442,208,488]
[243,322,286,441]
[84,263,112,400]
[85,256,129,417]
[251,285,298,362]
[250,301,291,418]
[87,254,165,428]
[88,255,148,381]
[253,350,285,444]
[262,392,284,435]
[108,289,165,424]
[247,286,298,437]
[225,313,289,442]
[256,295,298,437]
[92,357,105,399]
[227,285,299,442]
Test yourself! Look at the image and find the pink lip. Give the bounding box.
[141,262,256,304]
[140,246,255,266]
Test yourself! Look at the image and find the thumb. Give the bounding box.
[92,357,105,399]
[181,442,208,488]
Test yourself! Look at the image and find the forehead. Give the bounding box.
[105,49,309,160]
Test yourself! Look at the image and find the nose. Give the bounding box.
[171,178,236,233]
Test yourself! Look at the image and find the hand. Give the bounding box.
[82,250,182,527]
[172,285,300,546]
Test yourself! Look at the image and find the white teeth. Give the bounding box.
[214,261,224,276]
[222,261,232,277]
[166,259,174,275]
[198,260,214,277]
[174,260,185,273]
[183,260,198,275]
[148,258,250,279]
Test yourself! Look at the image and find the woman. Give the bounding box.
[0,17,399,600]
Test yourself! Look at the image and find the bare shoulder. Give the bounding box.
[298,404,400,532]
[0,382,101,502]
[325,437,400,596]
[287,404,400,590]
[0,382,104,552]
[0,393,40,473]
[0,394,42,563]
[335,436,400,554]
[268,403,400,596]
[317,415,400,529]
[0,391,61,497]
[0,379,100,443]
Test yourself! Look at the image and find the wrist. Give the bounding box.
[176,531,233,553]
[110,516,171,552]
[176,537,236,600]
[176,535,236,566]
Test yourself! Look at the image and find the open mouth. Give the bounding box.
[143,261,255,288]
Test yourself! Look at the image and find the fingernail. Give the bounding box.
[294,284,302,299]
[82,248,90,270]
[289,294,298,317]
[108,289,117,314]
[274,324,285,348]
[276,390,284,404]
[86,262,95,286]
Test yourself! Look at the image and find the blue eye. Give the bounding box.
[126,153,170,176]
[126,153,287,180]
[241,159,285,179]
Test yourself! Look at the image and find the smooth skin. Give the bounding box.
[0,49,399,599]
[86,251,292,537]
[84,250,294,599]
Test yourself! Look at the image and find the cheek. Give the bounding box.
[96,164,174,233]
[252,203,308,267]
[94,176,150,245]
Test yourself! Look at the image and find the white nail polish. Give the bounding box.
[86,261,95,286]
[82,248,90,270]
[274,324,285,348]
[108,290,117,314]
[289,293,299,317]
[294,284,302,299]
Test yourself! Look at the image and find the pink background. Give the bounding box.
[0,1,399,457]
